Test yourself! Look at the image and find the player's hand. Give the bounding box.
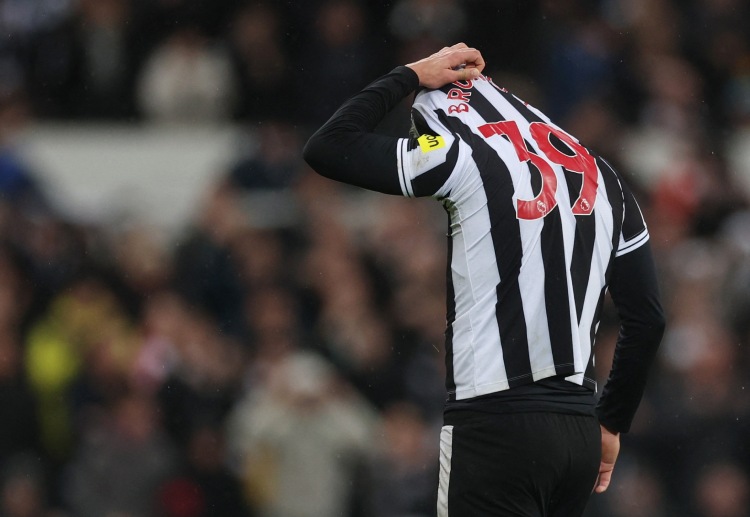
[406,42,485,89]
[594,425,620,494]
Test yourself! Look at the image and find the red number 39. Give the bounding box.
[478,121,598,220]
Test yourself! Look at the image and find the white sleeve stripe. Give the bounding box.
[397,139,415,198]
[616,229,649,257]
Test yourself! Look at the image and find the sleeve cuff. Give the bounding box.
[394,65,420,92]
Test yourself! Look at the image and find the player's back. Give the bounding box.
[407,76,647,401]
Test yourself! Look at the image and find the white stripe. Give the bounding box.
[396,139,412,197]
[437,425,454,517]
[447,175,506,398]
[617,229,649,257]
[560,169,583,376]
[576,173,616,380]
[517,217,555,379]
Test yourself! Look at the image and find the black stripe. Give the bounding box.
[571,211,596,323]
[444,203,456,397]
[564,146,593,324]
[464,83,507,125]
[399,141,410,197]
[540,209,576,375]
[411,138,460,197]
[438,90,533,388]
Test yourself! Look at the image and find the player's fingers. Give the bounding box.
[445,48,485,74]
[464,50,486,73]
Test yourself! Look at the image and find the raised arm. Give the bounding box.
[302,43,484,194]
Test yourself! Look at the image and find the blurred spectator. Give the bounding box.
[538,2,619,123]
[721,210,750,339]
[723,57,750,128]
[0,308,39,468]
[130,290,185,395]
[367,402,439,517]
[173,184,246,334]
[693,461,750,517]
[647,135,746,252]
[296,199,413,409]
[0,0,74,40]
[17,218,86,310]
[324,309,406,411]
[137,25,236,123]
[297,0,381,124]
[226,3,295,121]
[146,0,242,41]
[640,55,706,137]
[0,453,58,517]
[156,304,244,447]
[64,392,177,517]
[0,91,40,204]
[156,425,251,517]
[109,224,174,318]
[388,0,467,55]
[24,274,136,461]
[684,0,750,128]
[25,0,145,119]
[240,284,304,364]
[561,97,625,163]
[228,122,302,192]
[230,229,291,293]
[226,351,377,517]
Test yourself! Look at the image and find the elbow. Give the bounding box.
[649,300,667,342]
[630,294,666,349]
[651,310,666,347]
[302,135,325,175]
[640,306,666,354]
[302,134,340,182]
[654,310,666,336]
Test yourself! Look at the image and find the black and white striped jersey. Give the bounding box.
[304,66,664,427]
[394,75,648,400]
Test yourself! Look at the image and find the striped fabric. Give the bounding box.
[394,76,648,401]
[437,425,454,517]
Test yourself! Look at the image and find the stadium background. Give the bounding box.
[0,0,749,516]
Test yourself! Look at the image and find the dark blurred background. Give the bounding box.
[0,1,749,516]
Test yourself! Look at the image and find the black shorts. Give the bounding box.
[437,412,601,517]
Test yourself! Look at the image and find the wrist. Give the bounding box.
[397,65,421,90]
[403,64,421,86]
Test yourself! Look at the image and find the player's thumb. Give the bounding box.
[453,67,480,82]
[594,467,613,494]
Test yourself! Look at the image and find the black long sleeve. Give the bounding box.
[303,66,420,195]
[596,241,666,433]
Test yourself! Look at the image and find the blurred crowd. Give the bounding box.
[0,0,750,516]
